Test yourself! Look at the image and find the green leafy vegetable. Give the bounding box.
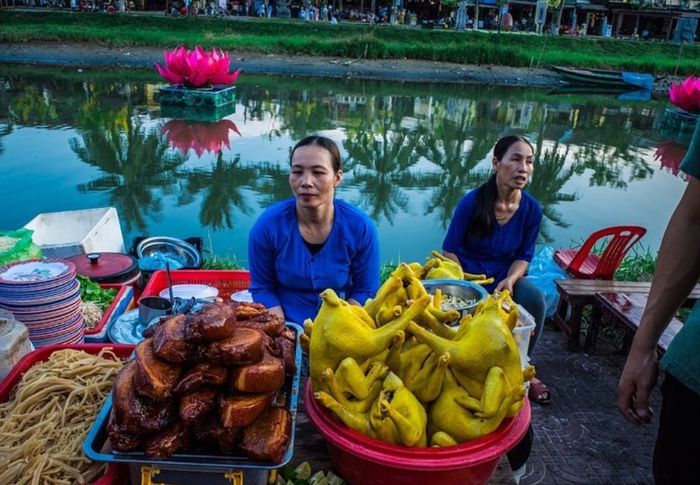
[77,275,117,311]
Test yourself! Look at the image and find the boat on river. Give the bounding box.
[551,66,656,91]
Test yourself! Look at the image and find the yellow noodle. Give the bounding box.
[0,348,122,484]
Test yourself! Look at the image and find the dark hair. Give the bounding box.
[290,135,342,172]
[467,135,534,239]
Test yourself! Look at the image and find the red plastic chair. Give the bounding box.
[554,226,647,280]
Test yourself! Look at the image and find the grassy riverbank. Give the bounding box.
[2,11,700,74]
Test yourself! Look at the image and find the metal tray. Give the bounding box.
[83,323,303,472]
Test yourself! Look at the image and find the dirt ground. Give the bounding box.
[0,41,573,89]
[1,41,680,93]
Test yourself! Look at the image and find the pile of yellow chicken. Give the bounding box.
[411,250,494,286]
[302,262,534,448]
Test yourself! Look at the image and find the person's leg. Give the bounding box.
[653,372,700,484]
[513,277,546,357]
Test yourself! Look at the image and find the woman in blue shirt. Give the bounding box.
[442,134,548,479]
[248,135,380,325]
[442,134,548,397]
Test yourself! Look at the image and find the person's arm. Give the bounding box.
[496,260,529,293]
[618,176,700,425]
[497,202,542,292]
[248,221,285,320]
[442,195,473,259]
[348,221,380,306]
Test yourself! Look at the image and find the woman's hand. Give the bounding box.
[496,276,517,294]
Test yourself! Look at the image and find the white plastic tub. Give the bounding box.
[513,304,536,370]
[24,207,125,259]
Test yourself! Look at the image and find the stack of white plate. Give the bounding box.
[0,259,84,347]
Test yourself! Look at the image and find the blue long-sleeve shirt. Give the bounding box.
[442,190,542,293]
[248,198,380,324]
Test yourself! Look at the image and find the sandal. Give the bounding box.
[528,378,552,405]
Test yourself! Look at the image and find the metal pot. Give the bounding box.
[136,237,202,271]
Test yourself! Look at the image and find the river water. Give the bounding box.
[0,65,691,265]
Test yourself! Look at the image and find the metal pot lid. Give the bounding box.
[65,252,139,283]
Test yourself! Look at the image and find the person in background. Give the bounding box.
[248,135,380,325]
[618,125,700,484]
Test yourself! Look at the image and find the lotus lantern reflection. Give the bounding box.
[654,141,687,177]
[161,119,241,157]
[668,76,700,114]
[155,46,241,88]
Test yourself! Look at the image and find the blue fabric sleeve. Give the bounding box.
[515,204,542,263]
[348,222,380,305]
[681,122,700,179]
[247,219,282,309]
[442,194,474,254]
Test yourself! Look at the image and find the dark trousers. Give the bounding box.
[653,372,700,484]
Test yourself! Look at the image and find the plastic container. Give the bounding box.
[140,269,251,301]
[0,310,32,381]
[305,381,531,485]
[24,207,126,258]
[84,324,303,484]
[84,285,135,343]
[513,304,537,369]
[0,343,135,485]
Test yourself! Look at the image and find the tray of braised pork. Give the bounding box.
[83,301,301,471]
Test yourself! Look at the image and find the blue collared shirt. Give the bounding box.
[442,189,542,293]
[248,198,380,324]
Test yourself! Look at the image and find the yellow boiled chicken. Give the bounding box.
[386,330,450,403]
[309,289,431,394]
[318,357,389,413]
[315,372,427,447]
[429,369,521,444]
[407,292,531,419]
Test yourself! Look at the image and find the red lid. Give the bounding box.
[65,252,140,284]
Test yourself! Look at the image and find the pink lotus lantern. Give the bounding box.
[161,119,241,157]
[654,141,687,177]
[668,76,700,114]
[155,46,241,88]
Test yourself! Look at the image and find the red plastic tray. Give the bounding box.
[84,284,132,338]
[140,269,250,301]
[0,343,134,485]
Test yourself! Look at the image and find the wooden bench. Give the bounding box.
[554,280,700,351]
[594,292,684,354]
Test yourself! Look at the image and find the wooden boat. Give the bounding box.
[551,66,655,90]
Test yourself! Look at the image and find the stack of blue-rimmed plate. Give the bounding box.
[0,259,84,347]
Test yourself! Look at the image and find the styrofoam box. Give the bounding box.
[24,207,125,258]
[513,304,536,370]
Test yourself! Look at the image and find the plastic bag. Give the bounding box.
[0,229,42,266]
[527,245,568,318]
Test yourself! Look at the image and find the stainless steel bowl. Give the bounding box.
[136,236,201,270]
[421,279,488,317]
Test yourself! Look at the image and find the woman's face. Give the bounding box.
[493,141,534,190]
[289,145,343,210]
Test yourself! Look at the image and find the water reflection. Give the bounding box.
[0,66,689,258]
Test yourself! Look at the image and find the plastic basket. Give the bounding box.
[0,343,135,485]
[140,270,251,301]
[305,380,531,485]
[84,285,135,343]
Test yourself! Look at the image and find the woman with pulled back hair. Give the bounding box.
[442,134,548,479]
[248,135,380,325]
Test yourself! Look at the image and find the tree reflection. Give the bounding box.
[179,152,257,230]
[343,96,425,223]
[528,133,578,243]
[72,116,184,232]
[417,100,498,228]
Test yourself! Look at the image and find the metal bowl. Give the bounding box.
[421,279,488,318]
[136,236,201,271]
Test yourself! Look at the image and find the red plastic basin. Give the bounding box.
[304,380,530,485]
